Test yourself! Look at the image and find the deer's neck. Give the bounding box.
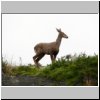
[56,34,62,48]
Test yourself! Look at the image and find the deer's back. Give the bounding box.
[34,42,59,55]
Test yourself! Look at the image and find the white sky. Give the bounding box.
[2,14,99,66]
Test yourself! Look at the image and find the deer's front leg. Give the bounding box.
[54,54,57,61]
[50,55,55,63]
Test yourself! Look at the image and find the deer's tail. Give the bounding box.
[34,46,37,53]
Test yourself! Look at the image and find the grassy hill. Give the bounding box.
[2,53,98,86]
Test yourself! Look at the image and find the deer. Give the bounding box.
[33,28,68,68]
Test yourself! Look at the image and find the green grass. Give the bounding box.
[2,53,98,86]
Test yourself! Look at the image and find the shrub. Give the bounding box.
[2,53,98,86]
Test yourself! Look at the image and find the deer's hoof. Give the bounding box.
[38,63,42,66]
[35,63,42,68]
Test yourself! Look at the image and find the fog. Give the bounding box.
[2,14,99,65]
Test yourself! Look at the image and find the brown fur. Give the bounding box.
[33,28,68,68]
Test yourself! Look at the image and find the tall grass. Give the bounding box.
[2,57,14,75]
[2,53,98,86]
[37,53,98,86]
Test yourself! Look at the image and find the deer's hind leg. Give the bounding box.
[33,53,45,67]
[33,54,38,65]
[35,53,45,66]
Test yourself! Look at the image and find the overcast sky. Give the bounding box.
[2,14,99,66]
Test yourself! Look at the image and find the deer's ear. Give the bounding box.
[56,28,60,32]
[56,28,59,32]
[59,28,61,31]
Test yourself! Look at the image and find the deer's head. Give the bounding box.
[56,28,68,39]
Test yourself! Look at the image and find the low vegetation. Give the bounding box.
[2,53,98,86]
